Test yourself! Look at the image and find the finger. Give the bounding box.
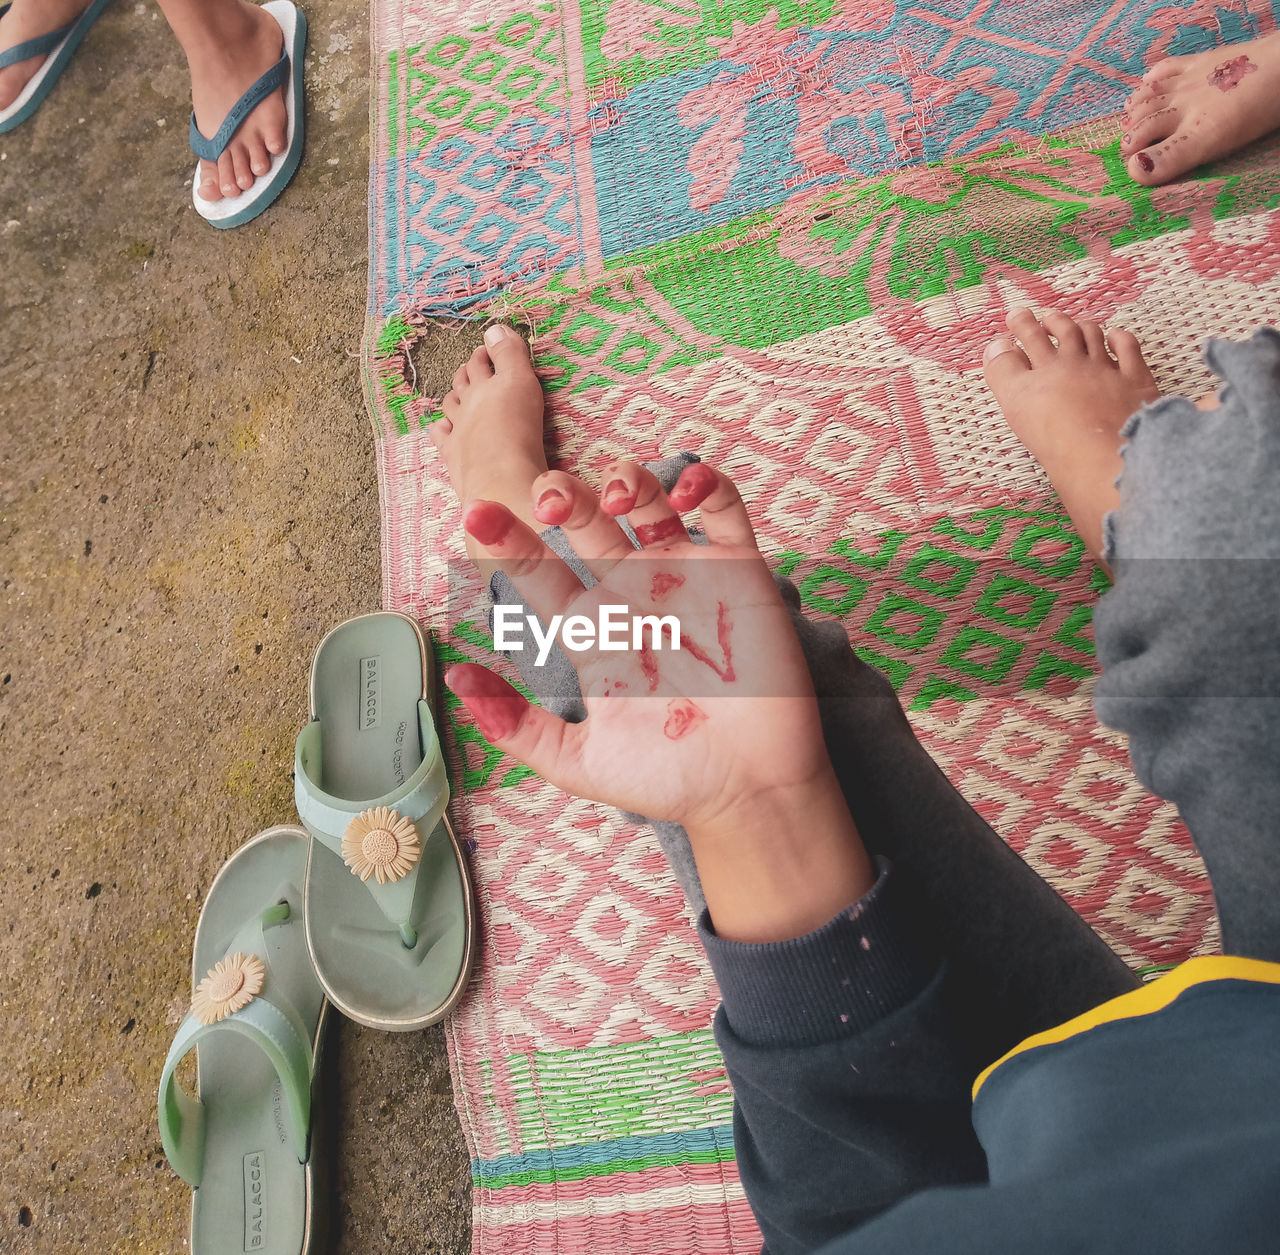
[1078,319,1108,359]
[446,663,587,794]
[1005,306,1055,365]
[468,344,494,378]
[463,500,587,622]
[1042,310,1085,355]
[666,462,757,549]
[531,469,637,581]
[606,460,688,549]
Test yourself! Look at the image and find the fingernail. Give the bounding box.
[463,501,512,546]
[667,462,716,511]
[445,665,527,742]
[534,487,570,524]
[602,478,633,512]
[483,324,508,348]
[1121,132,1130,144]
[984,336,1017,363]
[1006,305,1031,318]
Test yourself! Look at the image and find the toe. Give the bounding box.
[247,133,272,178]
[468,344,495,378]
[230,143,256,191]
[451,363,470,394]
[482,323,532,372]
[1123,106,1180,157]
[1079,320,1109,359]
[217,152,240,199]
[1005,307,1056,365]
[982,335,1032,396]
[1106,327,1156,388]
[263,89,288,155]
[1042,311,1086,356]
[197,158,222,202]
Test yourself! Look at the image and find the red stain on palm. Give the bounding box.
[1208,55,1257,90]
[464,501,514,547]
[681,602,737,682]
[650,572,686,601]
[445,664,528,740]
[668,463,717,511]
[635,517,684,547]
[639,644,660,692]
[664,698,708,740]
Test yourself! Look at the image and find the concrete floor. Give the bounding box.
[0,3,471,1250]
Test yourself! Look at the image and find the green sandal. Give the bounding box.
[294,612,477,1031]
[158,826,328,1255]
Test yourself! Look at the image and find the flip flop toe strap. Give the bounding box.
[295,700,450,934]
[188,49,288,163]
[0,15,75,71]
[158,995,313,1187]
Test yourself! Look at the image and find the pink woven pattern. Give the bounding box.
[366,0,1280,1247]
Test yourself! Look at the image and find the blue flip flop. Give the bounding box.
[190,0,306,229]
[0,0,115,134]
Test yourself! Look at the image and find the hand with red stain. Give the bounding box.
[445,460,837,835]
[448,458,875,943]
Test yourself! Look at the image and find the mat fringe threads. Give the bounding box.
[364,0,1279,1249]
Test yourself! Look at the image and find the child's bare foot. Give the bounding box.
[0,0,91,111]
[1120,32,1280,185]
[430,325,549,558]
[983,308,1160,559]
[160,0,290,202]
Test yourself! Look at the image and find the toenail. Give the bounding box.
[1136,151,1154,173]
[483,324,508,347]
[983,337,1019,363]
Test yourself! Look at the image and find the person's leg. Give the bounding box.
[433,324,1138,1066]
[985,313,1280,961]
[1119,32,1280,186]
[0,0,92,109]
[155,0,288,204]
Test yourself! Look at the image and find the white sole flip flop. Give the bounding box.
[189,0,306,229]
[0,0,115,134]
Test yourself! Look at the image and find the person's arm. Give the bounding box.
[448,461,989,1252]
[700,855,986,1255]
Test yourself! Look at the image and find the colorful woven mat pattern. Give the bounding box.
[364,0,1280,1249]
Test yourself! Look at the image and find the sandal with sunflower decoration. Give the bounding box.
[293,611,477,1031]
[158,825,329,1255]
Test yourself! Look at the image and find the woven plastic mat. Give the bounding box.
[362,0,1280,1249]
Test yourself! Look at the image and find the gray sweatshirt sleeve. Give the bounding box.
[1093,327,1280,962]
[700,861,988,1255]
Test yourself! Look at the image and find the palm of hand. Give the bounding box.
[545,539,828,830]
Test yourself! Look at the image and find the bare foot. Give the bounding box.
[430,325,549,559]
[0,0,91,111]
[983,308,1160,560]
[162,0,290,201]
[1120,32,1280,185]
